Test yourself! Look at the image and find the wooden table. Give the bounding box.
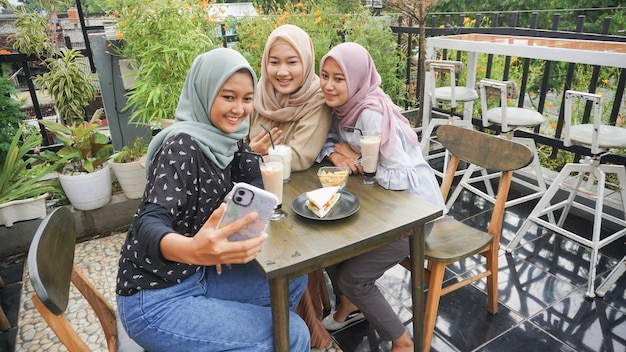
[254,167,443,351]
[422,33,626,125]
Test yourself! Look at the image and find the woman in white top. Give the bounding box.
[316,42,445,352]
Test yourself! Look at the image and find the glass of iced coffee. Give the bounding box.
[360,132,380,185]
[260,155,286,220]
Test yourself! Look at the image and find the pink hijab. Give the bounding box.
[253,24,325,122]
[319,42,419,158]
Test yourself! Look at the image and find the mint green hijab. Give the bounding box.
[146,48,257,172]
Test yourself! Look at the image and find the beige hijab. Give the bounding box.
[252,24,325,122]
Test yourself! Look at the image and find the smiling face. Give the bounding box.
[320,57,349,108]
[210,70,255,134]
[266,43,304,95]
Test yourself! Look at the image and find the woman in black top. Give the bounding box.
[116,48,309,351]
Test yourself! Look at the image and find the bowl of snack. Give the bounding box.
[318,166,350,189]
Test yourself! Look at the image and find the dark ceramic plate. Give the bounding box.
[291,190,360,221]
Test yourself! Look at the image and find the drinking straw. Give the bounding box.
[348,155,374,167]
[260,124,275,149]
[342,126,363,136]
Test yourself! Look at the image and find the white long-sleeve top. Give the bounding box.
[317,108,446,213]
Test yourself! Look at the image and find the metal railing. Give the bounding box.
[391,11,626,165]
[2,9,624,165]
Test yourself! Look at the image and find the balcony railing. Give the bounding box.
[2,9,624,166]
[391,11,626,166]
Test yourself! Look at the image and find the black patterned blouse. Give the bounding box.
[116,133,263,296]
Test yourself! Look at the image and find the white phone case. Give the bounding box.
[218,183,278,241]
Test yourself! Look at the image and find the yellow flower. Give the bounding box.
[224,24,230,29]
[295,2,303,8]
[314,17,321,24]
[198,0,208,9]
[546,103,553,108]
[117,32,124,40]
[313,9,322,16]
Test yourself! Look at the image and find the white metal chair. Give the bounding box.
[506,90,626,298]
[445,78,551,211]
[420,60,478,178]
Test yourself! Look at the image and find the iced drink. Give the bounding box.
[268,144,292,182]
[260,155,284,205]
[360,134,380,185]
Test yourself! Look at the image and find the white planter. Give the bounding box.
[59,163,112,211]
[0,194,48,227]
[110,159,146,199]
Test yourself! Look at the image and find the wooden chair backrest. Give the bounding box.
[28,207,75,315]
[425,59,463,74]
[480,78,518,100]
[437,125,533,172]
[27,207,118,352]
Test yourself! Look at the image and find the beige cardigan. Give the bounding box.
[248,104,332,171]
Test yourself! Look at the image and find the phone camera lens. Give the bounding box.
[235,196,243,202]
[237,190,245,196]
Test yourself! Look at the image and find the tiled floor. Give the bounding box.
[0,184,625,352]
[328,187,626,352]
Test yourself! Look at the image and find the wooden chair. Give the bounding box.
[445,78,552,212]
[506,90,626,298]
[27,207,144,352]
[400,125,534,351]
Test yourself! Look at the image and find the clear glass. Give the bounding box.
[260,155,286,220]
[267,144,292,183]
[360,133,380,185]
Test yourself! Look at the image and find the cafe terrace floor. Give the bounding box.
[1,177,625,352]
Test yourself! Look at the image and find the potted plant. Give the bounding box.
[109,137,148,199]
[37,110,113,211]
[111,0,221,127]
[34,48,99,125]
[0,124,61,227]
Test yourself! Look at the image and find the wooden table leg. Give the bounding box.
[409,225,426,352]
[0,276,10,330]
[269,276,290,351]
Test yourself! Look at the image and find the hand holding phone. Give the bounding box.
[218,183,278,241]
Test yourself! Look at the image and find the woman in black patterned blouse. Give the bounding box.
[115,48,309,351]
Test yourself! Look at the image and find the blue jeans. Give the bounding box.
[117,263,309,351]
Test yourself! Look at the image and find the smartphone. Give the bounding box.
[218,182,278,241]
